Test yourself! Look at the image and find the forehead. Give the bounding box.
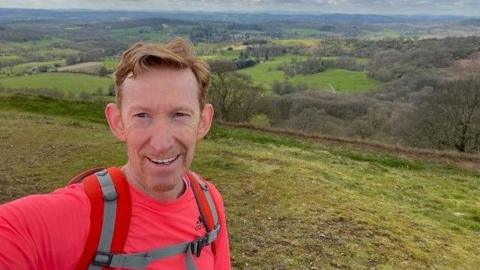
[120,67,200,111]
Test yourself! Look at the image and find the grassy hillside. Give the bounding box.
[0,73,112,93]
[1,95,479,269]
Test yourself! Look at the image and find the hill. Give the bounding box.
[1,94,479,269]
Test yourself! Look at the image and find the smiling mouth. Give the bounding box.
[147,154,180,165]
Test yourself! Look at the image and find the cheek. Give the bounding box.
[173,122,199,143]
[124,129,147,154]
[173,117,196,130]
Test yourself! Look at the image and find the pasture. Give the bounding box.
[0,73,112,94]
[271,38,321,46]
[0,55,24,66]
[0,60,64,76]
[201,49,240,61]
[239,55,380,92]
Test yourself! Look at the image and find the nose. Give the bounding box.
[148,118,175,154]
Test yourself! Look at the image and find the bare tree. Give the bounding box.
[208,62,265,122]
[409,77,480,152]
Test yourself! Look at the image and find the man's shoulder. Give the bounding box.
[0,183,90,222]
[0,184,91,269]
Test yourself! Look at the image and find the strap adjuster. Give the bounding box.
[190,237,209,257]
[93,251,114,267]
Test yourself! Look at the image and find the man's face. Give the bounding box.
[105,67,213,198]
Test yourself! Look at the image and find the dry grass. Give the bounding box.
[218,121,480,172]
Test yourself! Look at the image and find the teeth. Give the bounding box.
[150,155,178,164]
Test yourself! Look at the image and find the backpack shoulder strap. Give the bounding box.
[186,171,220,254]
[68,167,105,185]
[73,167,131,270]
[73,170,219,270]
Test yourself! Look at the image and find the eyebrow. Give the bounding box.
[127,105,195,115]
[127,105,150,115]
[173,106,195,115]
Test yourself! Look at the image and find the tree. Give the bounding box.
[407,77,480,152]
[98,66,109,77]
[108,84,116,96]
[272,80,307,95]
[208,71,265,122]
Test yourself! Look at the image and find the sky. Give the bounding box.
[0,0,479,16]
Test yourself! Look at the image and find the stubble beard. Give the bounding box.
[151,178,179,192]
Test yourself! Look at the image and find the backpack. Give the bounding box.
[68,167,220,270]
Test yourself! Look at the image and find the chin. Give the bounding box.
[146,173,182,192]
[151,182,178,193]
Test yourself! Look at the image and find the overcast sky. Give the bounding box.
[1,0,479,16]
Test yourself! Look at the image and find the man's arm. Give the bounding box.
[0,185,90,270]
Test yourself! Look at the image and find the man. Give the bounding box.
[0,38,231,269]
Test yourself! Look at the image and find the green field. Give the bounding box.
[361,29,403,39]
[239,55,379,92]
[271,38,321,46]
[0,55,24,65]
[103,58,118,72]
[110,26,168,41]
[284,28,321,36]
[238,54,307,85]
[0,73,112,93]
[1,94,479,269]
[3,38,78,59]
[5,37,66,49]
[35,48,78,59]
[291,68,380,92]
[0,60,65,76]
[201,49,240,61]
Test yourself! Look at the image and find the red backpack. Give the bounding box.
[68,167,220,270]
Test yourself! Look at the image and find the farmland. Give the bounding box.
[238,55,379,92]
[0,60,64,77]
[0,73,112,94]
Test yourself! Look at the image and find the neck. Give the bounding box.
[121,165,186,202]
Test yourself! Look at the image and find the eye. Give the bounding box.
[134,112,148,118]
[175,112,190,118]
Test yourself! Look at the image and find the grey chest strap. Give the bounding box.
[88,170,221,270]
[93,226,220,269]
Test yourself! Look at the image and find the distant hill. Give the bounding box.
[0,8,470,24]
[460,18,480,26]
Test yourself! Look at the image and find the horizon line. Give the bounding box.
[0,7,477,18]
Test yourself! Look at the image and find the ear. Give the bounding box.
[105,103,126,142]
[196,103,214,140]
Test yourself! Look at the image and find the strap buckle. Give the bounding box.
[93,251,114,267]
[190,237,209,257]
